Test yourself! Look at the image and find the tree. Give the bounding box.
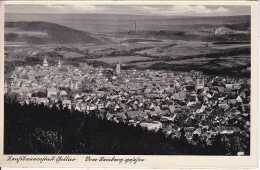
[210,134,227,155]
[4,92,20,103]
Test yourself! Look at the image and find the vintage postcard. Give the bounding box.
[0,1,258,168]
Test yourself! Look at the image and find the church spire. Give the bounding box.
[43,56,48,67]
[116,61,121,74]
[58,58,61,68]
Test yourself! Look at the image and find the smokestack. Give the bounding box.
[135,22,136,32]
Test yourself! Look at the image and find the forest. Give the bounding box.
[4,98,241,155]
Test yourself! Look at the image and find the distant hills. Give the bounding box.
[5,21,106,45]
[5,14,250,35]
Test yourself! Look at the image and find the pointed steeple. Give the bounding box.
[58,58,61,68]
[75,81,79,90]
[43,56,48,67]
[116,61,121,74]
[70,80,74,90]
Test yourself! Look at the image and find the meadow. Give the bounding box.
[88,56,151,64]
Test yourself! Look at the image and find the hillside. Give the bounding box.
[5,21,106,45]
[223,22,251,31]
[5,99,237,155]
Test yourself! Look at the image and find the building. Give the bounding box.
[214,26,234,35]
[43,56,48,67]
[140,121,162,132]
[58,59,61,68]
[47,87,58,97]
[70,81,74,90]
[116,62,121,74]
[196,74,204,92]
[62,100,72,109]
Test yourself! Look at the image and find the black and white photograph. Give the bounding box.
[1,1,257,165]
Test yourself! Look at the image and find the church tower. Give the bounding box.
[195,73,204,92]
[70,80,74,90]
[43,56,48,67]
[116,62,121,74]
[75,81,79,90]
[58,59,61,68]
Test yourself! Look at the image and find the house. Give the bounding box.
[89,104,97,110]
[171,130,181,139]
[179,91,187,100]
[60,90,67,96]
[161,116,174,122]
[240,92,246,98]
[193,128,202,135]
[126,111,139,119]
[204,87,210,92]
[225,84,234,90]
[36,97,49,106]
[160,110,170,116]
[169,105,175,114]
[144,88,151,93]
[72,93,81,100]
[80,103,87,111]
[11,87,29,95]
[154,106,161,113]
[228,99,237,105]
[49,96,58,103]
[215,26,234,35]
[140,121,162,132]
[230,107,241,115]
[236,96,243,103]
[47,87,58,97]
[219,103,230,109]
[149,103,156,110]
[26,92,32,98]
[217,87,225,93]
[62,100,72,109]
[139,112,148,119]
[116,112,127,120]
[97,103,104,109]
[114,104,121,111]
[203,96,209,102]
[185,131,193,140]
[220,130,233,135]
[106,113,116,121]
[234,83,241,90]
[237,151,245,156]
[224,108,232,117]
[75,103,82,111]
[184,127,195,131]
[215,126,239,135]
[161,105,169,110]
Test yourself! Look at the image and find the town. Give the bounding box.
[4,56,250,155]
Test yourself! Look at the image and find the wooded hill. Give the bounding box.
[5,97,243,155]
[5,21,105,45]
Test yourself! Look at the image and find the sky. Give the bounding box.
[5,4,250,16]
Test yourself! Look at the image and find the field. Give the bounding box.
[87,56,151,64]
[57,51,85,59]
[166,58,216,65]
[4,14,251,78]
[5,28,48,37]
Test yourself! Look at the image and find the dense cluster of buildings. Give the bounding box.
[5,56,250,154]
